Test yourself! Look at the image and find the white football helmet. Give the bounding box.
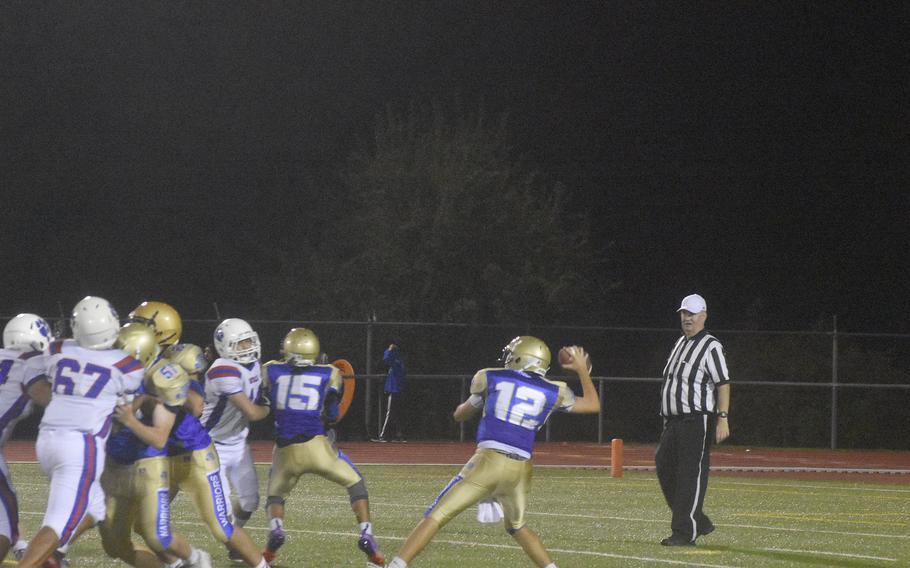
[71,296,120,350]
[213,318,260,364]
[3,313,54,351]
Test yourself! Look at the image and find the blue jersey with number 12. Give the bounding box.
[473,368,575,458]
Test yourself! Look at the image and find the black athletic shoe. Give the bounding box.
[698,522,716,537]
[661,535,695,546]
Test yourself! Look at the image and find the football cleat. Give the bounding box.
[357,530,385,565]
[12,539,28,561]
[226,543,245,564]
[41,549,70,568]
[267,526,286,552]
[185,548,213,568]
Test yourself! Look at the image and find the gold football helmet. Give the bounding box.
[501,336,551,375]
[281,328,320,366]
[115,322,161,368]
[163,343,207,379]
[129,301,182,346]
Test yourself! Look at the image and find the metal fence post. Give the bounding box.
[459,376,466,442]
[365,313,373,438]
[597,378,604,444]
[830,315,838,450]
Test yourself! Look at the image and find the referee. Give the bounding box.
[655,293,731,546]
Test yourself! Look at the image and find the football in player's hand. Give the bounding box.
[559,346,592,373]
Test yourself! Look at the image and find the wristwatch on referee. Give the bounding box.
[717,411,729,419]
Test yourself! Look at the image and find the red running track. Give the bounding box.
[6,441,908,484]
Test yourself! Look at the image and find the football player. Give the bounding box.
[385,337,601,568]
[100,322,213,568]
[17,297,146,568]
[200,318,270,562]
[261,328,385,565]
[0,314,55,562]
[128,302,270,568]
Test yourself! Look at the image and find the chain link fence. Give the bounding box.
[8,315,909,450]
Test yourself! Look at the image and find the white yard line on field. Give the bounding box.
[172,521,745,568]
[759,547,897,562]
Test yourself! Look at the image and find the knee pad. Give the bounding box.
[238,494,260,514]
[347,480,369,504]
[99,529,135,561]
[265,496,286,509]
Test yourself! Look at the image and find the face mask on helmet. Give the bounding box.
[129,301,183,346]
[214,318,260,364]
[3,313,54,352]
[501,335,551,376]
[281,328,320,366]
[71,296,121,350]
[115,322,161,368]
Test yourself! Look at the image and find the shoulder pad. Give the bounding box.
[544,379,568,390]
[145,360,190,407]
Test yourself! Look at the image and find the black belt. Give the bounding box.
[276,434,316,448]
[492,449,528,461]
[663,414,712,423]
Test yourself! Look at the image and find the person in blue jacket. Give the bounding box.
[373,340,406,442]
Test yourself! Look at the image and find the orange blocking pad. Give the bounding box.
[611,438,624,477]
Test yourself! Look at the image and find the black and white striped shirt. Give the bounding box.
[660,330,731,417]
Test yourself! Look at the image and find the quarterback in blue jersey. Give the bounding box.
[262,328,385,566]
[386,337,601,568]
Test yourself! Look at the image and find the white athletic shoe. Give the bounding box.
[197,549,213,568]
[12,539,27,561]
[185,549,213,568]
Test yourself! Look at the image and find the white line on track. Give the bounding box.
[759,547,897,562]
[713,479,910,493]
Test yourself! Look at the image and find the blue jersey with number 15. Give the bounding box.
[267,362,342,441]
[474,368,575,458]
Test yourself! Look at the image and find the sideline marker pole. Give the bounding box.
[611,438,624,478]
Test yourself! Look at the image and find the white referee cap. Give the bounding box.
[677,294,707,313]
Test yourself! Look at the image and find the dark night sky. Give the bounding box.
[1,3,907,331]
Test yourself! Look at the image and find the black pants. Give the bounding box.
[655,414,715,541]
[378,391,405,440]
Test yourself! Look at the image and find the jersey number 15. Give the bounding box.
[274,374,323,411]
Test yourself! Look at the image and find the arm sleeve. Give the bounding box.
[469,370,488,395]
[705,342,731,385]
[324,390,340,423]
[328,366,343,393]
[554,382,577,412]
[206,365,244,395]
[22,352,49,388]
